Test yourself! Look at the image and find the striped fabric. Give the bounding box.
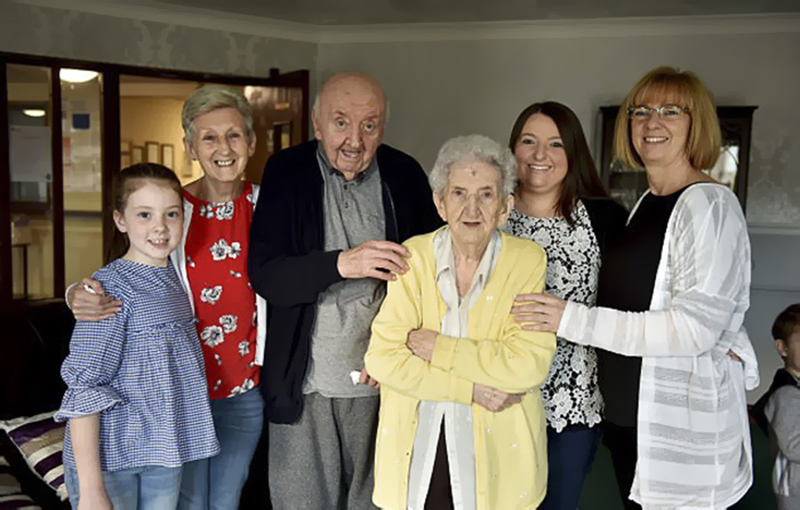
[0,455,40,510]
[558,184,759,509]
[0,411,65,502]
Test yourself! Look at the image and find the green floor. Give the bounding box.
[578,425,777,509]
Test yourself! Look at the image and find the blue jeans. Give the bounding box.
[539,425,602,510]
[179,388,265,510]
[65,464,182,510]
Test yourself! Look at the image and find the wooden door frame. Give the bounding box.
[1,51,309,304]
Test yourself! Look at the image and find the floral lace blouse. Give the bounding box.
[185,182,259,399]
[503,201,603,431]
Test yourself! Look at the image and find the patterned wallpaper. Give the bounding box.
[2,3,799,229]
[0,3,316,78]
[746,114,800,228]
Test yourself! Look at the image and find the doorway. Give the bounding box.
[1,52,309,304]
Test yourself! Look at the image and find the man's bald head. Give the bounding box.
[312,73,387,178]
[313,73,387,119]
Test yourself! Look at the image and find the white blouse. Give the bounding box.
[406,228,500,510]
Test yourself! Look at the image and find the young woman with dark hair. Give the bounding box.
[505,101,628,510]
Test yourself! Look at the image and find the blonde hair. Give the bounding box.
[613,66,721,171]
[181,85,254,147]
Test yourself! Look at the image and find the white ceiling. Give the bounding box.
[150,0,800,25]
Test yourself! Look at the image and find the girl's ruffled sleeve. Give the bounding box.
[55,280,129,421]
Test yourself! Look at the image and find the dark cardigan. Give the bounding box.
[248,140,442,424]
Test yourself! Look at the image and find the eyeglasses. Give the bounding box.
[627,105,689,121]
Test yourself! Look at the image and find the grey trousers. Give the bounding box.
[268,393,380,510]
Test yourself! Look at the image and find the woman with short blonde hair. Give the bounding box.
[519,66,759,509]
[613,66,721,172]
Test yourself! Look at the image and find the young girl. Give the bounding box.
[55,163,219,509]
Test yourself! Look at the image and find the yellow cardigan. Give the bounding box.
[365,229,556,510]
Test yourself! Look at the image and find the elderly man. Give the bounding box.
[247,72,441,508]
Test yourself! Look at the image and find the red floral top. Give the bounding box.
[184,182,259,399]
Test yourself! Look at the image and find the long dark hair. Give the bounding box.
[108,163,183,261]
[508,101,608,225]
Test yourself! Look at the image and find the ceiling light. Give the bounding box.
[59,69,98,83]
[22,109,46,118]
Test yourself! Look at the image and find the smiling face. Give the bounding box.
[185,107,255,185]
[630,92,691,169]
[434,160,513,251]
[113,181,184,267]
[513,113,568,202]
[313,74,385,177]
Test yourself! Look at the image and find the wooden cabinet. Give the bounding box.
[597,105,757,212]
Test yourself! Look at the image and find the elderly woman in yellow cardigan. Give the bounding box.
[365,134,556,510]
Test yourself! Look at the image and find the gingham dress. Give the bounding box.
[56,259,220,472]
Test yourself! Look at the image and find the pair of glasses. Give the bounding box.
[627,105,689,121]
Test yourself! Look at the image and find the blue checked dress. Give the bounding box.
[56,259,220,472]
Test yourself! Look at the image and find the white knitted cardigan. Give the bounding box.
[559,183,759,509]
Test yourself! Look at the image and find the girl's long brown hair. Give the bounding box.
[108,163,183,262]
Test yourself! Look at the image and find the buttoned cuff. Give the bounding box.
[55,386,122,422]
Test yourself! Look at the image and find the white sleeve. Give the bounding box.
[557,187,750,357]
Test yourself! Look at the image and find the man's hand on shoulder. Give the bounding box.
[336,240,410,282]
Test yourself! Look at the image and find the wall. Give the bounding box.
[317,23,800,399]
[748,234,800,391]
[0,2,316,79]
[317,28,800,227]
[0,1,318,296]
[3,4,798,397]
[120,96,194,181]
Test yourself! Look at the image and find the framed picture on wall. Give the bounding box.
[266,128,274,152]
[131,145,144,164]
[121,153,131,168]
[181,152,194,178]
[145,141,159,164]
[161,144,174,170]
[120,139,132,154]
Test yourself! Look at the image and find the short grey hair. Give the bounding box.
[429,135,517,198]
[182,85,255,146]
